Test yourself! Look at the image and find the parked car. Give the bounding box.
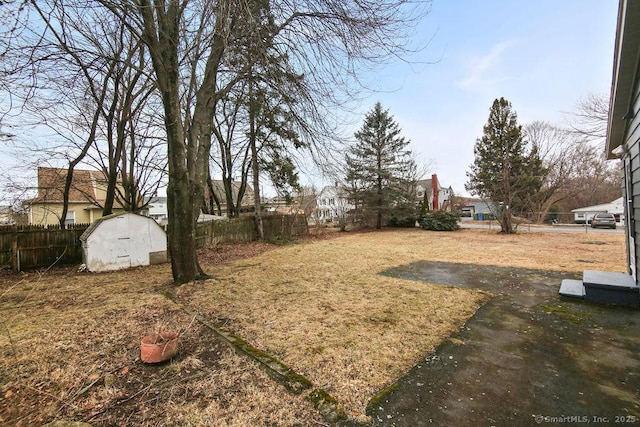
[590,213,617,229]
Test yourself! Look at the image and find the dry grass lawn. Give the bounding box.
[0,228,626,425]
[175,229,625,422]
[0,263,324,426]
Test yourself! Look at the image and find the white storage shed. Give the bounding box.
[80,212,168,272]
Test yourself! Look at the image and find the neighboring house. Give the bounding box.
[311,185,353,223]
[457,198,497,220]
[270,206,307,216]
[142,196,224,224]
[142,196,168,226]
[559,0,640,306]
[416,174,452,211]
[204,180,255,215]
[0,206,13,225]
[571,197,625,225]
[309,175,451,224]
[265,195,297,213]
[265,188,318,217]
[145,180,256,222]
[25,167,129,226]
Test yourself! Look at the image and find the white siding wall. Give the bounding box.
[83,213,167,272]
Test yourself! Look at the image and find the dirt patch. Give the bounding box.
[370,261,640,426]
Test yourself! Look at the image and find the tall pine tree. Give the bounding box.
[466,97,545,233]
[345,102,417,229]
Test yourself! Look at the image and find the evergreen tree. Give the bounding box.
[466,97,545,233]
[345,102,417,229]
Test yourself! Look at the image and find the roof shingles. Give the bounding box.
[34,167,103,204]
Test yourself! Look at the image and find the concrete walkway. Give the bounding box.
[369,262,640,426]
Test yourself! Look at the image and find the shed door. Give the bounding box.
[114,215,131,268]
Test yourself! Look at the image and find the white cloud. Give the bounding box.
[458,40,519,90]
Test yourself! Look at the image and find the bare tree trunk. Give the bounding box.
[376,152,383,229]
[138,1,206,284]
[222,174,236,217]
[249,79,264,240]
[60,106,103,228]
[102,83,124,217]
[204,170,222,216]
[251,157,264,239]
[500,206,514,234]
[501,145,514,234]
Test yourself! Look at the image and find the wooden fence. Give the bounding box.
[0,214,308,271]
[0,223,90,271]
[194,214,309,247]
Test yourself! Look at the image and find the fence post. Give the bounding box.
[10,225,19,272]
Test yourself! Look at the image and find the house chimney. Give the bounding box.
[431,174,439,210]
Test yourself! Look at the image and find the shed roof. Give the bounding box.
[80,212,164,242]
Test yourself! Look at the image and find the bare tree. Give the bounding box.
[560,146,622,211]
[517,91,623,224]
[524,119,623,223]
[568,92,609,141]
[5,0,429,283]
[2,2,165,226]
[104,0,428,283]
[559,91,622,218]
[209,91,251,218]
[523,121,578,222]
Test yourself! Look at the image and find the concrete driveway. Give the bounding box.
[369,262,640,426]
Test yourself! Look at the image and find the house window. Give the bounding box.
[64,211,76,226]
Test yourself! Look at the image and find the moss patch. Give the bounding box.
[366,381,400,414]
[541,303,595,325]
[308,388,347,423]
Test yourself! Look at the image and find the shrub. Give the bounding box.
[388,204,418,228]
[419,210,460,231]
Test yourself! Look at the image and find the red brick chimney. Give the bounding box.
[431,174,439,210]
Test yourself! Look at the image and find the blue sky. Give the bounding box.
[0,1,620,203]
[350,0,619,197]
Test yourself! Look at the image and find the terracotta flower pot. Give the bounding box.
[140,332,179,363]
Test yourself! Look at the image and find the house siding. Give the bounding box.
[628,109,640,277]
[27,167,134,226]
[30,203,127,226]
[621,74,640,278]
[605,0,640,284]
[312,185,352,223]
[30,203,92,225]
